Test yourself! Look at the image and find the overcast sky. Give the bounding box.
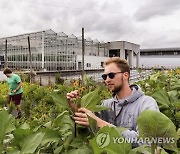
[0,0,180,48]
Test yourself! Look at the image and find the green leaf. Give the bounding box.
[174,101,180,110]
[137,110,177,152]
[6,147,20,154]
[41,129,60,146]
[18,123,30,129]
[156,147,169,154]
[81,89,101,110]
[149,72,160,81]
[90,105,110,112]
[70,138,84,148]
[168,90,178,97]
[152,90,171,110]
[43,121,52,128]
[90,126,131,154]
[20,132,44,154]
[64,135,73,150]
[175,111,180,122]
[87,114,98,136]
[82,73,88,85]
[128,145,151,154]
[129,145,169,154]
[0,110,15,143]
[0,144,3,154]
[53,110,69,127]
[54,145,63,154]
[50,92,70,109]
[13,129,32,145]
[67,145,93,154]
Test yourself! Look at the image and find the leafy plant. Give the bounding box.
[90,126,131,154]
[137,110,178,154]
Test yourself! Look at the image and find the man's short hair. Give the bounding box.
[3,67,12,74]
[104,57,130,75]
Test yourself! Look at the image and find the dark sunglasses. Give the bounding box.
[101,71,124,80]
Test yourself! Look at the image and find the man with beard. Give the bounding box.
[66,57,159,139]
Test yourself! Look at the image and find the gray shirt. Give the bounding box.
[99,84,159,139]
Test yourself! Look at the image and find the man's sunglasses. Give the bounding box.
[101,71,124,80]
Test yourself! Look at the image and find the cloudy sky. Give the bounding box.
[0,0,180,48]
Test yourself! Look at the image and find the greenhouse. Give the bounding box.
[0,29,107,71]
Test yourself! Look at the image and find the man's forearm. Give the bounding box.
[16,82,22,91]
[96,117,115,128]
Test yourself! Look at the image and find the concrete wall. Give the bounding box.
[34,75,56,86]
[76,55,107,69]
[140,55,180,68]
[0,71,7,81]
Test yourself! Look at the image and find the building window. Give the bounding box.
[101,62,104,67]
[86,63,91,67]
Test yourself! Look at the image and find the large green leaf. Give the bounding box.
[41,129,60,146]
[13,123,31,144]
[0,110,15,143]
[13,129,32,146]
[90,105,110,112]
[90,126,131,154]
[20,132,44,154]
[87,114,98,136]
[81,89,101,110]
[137,110,177,152]
[152,90,171,110]
[53,110,69,127]
[50,92,70,109]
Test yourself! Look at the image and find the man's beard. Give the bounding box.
[112,78,124,94]
[112,84,123,94]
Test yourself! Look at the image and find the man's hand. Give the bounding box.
[73,107,95,126]
[66,90,79,111]
[66,90,79,100]
[12,89,17,93]
[74,107,114,128]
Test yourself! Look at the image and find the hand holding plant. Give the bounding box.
[66,90,81,112]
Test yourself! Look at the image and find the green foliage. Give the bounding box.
[137,68,180,130]
[0,110,15,145]
[55,73,64,85]
[129,145,169,154]
[0,68,179,153]
[50,93,70,110]
[90,126,131,154]
[20,132,45,153]
[137,110,178,153]
[81,88,110,112]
